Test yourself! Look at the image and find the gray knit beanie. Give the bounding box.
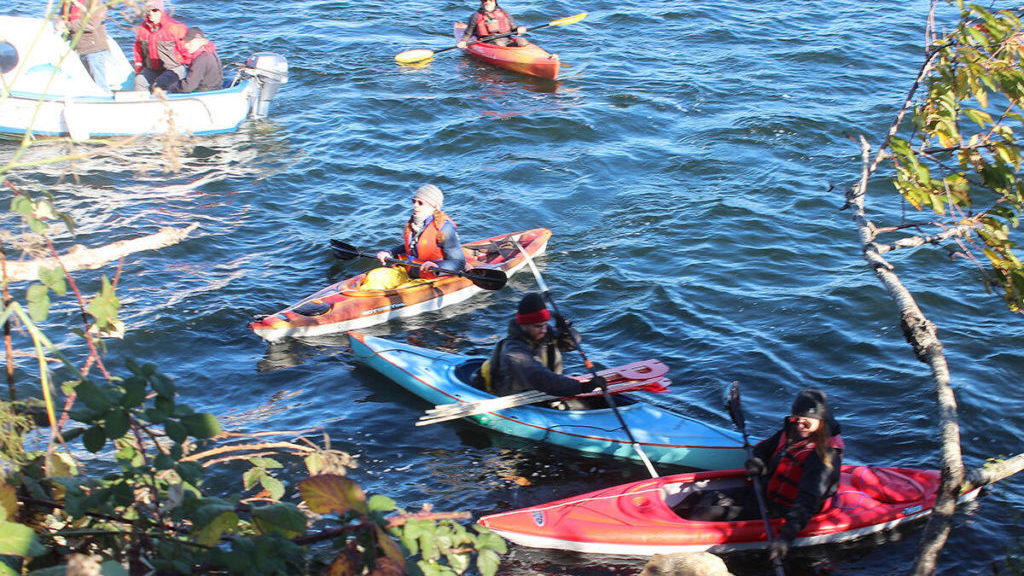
[414,184,444,209]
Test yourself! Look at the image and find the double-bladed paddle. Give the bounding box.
[329,239,508,291]
[512,238,660,479]
[727,382,786,576]
[394,12,587,65]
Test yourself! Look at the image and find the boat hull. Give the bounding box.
[250,228,552,341]
[454,23,560,80]
[479,465,983,555]
[0,16,285,139]
[0,84,257,139]
[348,331,747,469]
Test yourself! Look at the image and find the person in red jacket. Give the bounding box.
[456,0,528,48]
[132,0,187,92]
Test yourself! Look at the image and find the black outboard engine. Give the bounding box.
[242,53,288,118]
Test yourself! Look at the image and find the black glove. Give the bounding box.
[745,457,766,477]
[554,313,572,335]
[582,375,606,393]
[768,538,789,561]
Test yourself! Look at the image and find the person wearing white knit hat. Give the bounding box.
[362,184,466,290]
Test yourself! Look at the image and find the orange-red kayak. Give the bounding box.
[454,22,560,80]
[249,228,552,342]
[479,465,983,555]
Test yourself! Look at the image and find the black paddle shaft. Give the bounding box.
[329,239,507,290]
[728,383,787,576]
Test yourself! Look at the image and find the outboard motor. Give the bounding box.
[242,52,288,118]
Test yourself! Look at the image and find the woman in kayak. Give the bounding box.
[679,388,844,561]
[456,0,528,48]
[363,184,466,290]
[474,293,604,403]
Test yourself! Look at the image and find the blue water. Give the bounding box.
[3,0,1022,574]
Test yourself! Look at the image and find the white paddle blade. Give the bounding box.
[395,49,435,64]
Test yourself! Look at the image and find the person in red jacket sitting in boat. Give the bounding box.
[363,185,466,290]
[456,0,528,49]
[677,388,844,562]
[132,0,188,92]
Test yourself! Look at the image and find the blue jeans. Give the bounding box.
[81,50,110,93]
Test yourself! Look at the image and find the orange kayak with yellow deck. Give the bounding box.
[249,228,552,342]
[454,22,560,80]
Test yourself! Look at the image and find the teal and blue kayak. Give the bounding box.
[348,331,747,470]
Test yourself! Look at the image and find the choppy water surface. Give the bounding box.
[3,1,1022,574]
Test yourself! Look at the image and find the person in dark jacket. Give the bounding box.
[456,0,528,48]
[747,388,844,560]
[477,293,604,400]
[59,0,112,92]
[677,388,843,562]
[168,27,223,93]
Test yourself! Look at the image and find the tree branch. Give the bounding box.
[847,136,966,576]
[3,223,199,283]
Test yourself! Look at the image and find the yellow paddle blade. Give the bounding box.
[549,12,586,27]
[395,49,436,64]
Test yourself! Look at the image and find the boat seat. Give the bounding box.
[455,359,486,386]
[848,466,924,504]
[291,299,332,317]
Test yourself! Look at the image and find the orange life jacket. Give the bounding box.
[475,8,512,38]
[402,211,454,279]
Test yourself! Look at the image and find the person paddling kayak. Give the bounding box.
[456,0,528,48]
[363,185,466,290]
[677,388,845,561]
[473,293,605,404]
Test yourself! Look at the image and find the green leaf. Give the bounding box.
[0,522,45,557]
[83,426,106,452]
[476,549,501,576]
[249,457,283,470]
[149,372,175,398]
[10,195,32,215]
[243,467,264,491]
[37,267,67,295]
[299,475,368,516]
[153,453,174,470]
[121,378,147,409]
[447,549,471,574]
[259,475,285,501]
[179,413,221,439]
[368,494,396,513]
[251,503,307,538]
[176,461,203,485]
[86,276,121,331]
[164,420,187,444]
[194,510,240,547]
[144,407,169,424]
[104,409,130,439]
[25,284,50,322]
[76,380,112,413]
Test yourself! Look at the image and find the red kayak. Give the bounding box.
[454,22,560,80]
[479,465,982,555]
